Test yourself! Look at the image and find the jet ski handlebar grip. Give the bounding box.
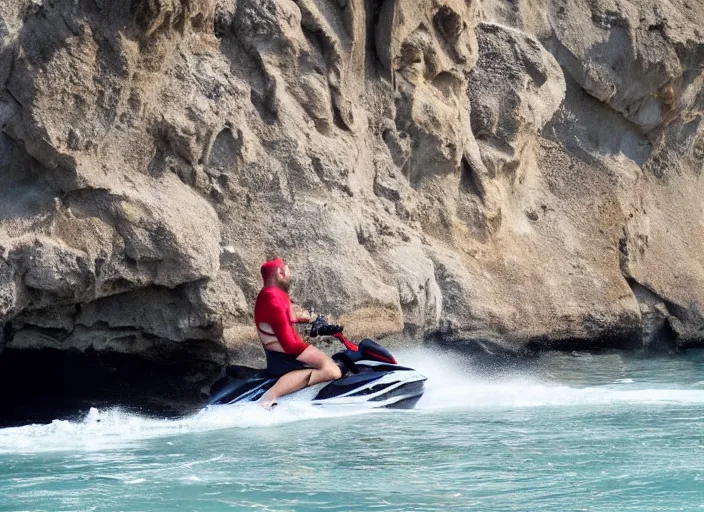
[309,315,344,337]
[317,324,344,336]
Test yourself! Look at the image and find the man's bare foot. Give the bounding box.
[259,399,277,410]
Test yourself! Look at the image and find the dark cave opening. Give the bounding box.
[0,347,221,428]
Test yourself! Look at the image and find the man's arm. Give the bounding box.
[268,300,310,355]
[289,303,311,324]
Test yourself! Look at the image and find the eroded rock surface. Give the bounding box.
[0,0,703,383]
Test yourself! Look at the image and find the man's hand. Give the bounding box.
[292,305,312,323]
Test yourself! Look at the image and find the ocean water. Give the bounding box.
[2,349,704,511]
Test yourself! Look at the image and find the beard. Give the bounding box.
[277,277,291,292]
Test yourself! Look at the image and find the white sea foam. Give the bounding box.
[2,348,703,454]
[0,400,375,454]
[400,348,704,410]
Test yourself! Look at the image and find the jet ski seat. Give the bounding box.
[225,365,266,379]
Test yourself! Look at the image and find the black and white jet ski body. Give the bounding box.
[208,334,427,409]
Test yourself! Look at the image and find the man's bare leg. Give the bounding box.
[259,346,342,409]
[259,369,312,409]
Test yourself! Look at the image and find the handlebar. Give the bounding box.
[309,315,344,337]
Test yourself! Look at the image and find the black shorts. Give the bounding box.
[265,350,310,377]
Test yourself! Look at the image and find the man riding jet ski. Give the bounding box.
[208,258,426,409]
[252,258,342,409]
[209,316,427,408]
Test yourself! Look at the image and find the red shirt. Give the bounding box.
[254,286,309,356]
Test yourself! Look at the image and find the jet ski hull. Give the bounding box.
[209,361,426,409]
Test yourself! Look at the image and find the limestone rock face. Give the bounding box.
[0,0,702,369]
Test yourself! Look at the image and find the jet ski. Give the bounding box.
[208,318,427,409]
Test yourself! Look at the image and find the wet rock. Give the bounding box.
[0,322,10,353]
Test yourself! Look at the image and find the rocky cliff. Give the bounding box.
[1,0,703,377]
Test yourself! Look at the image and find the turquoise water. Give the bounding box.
[2,349,704,511]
